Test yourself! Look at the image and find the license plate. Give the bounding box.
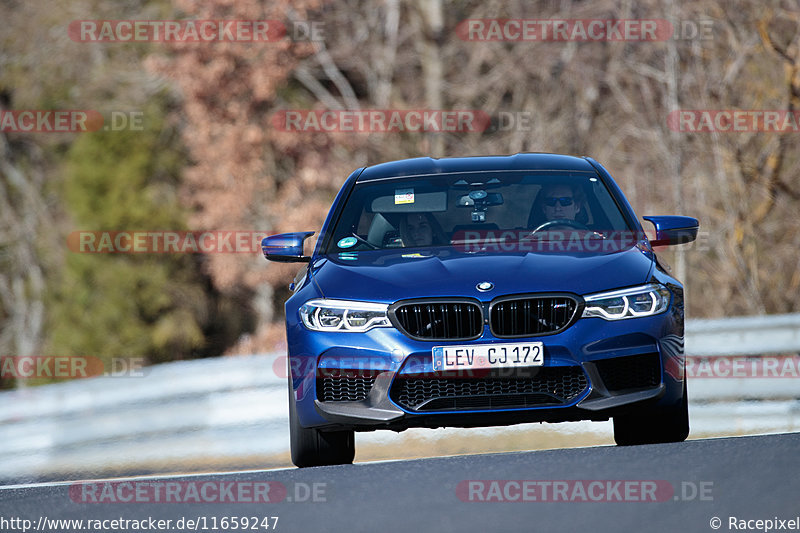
[432,342,544,371]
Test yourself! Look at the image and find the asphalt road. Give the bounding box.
[1,433,798,533]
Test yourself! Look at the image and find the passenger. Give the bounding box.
[399,212,447,247]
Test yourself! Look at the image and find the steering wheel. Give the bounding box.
[529,218,589,234]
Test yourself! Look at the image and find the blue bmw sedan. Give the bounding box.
[262,153,699,467]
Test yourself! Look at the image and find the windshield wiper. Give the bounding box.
[351,232,380,250]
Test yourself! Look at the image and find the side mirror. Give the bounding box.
[261,232,314,262]
[643,216,699,246]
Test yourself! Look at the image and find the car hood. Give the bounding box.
[310,246,655,302]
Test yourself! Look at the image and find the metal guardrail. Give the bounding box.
[0,314,798,480]
[685,313,800,401]
[685,313,800,356]
[0,355,288,479]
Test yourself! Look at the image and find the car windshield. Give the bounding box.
[326,170,633,253]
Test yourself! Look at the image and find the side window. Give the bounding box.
[366,213,402,248]
[590,181,628,230]
[356,211,374,235]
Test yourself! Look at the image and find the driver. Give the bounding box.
[542,184,582,222]
[528,183,587,229]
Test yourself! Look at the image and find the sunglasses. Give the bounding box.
[544,196,574,207]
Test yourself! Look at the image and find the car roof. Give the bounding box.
[356,153,596,182]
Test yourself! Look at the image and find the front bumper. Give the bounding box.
[288,309,685,432]
[314,373,666,430]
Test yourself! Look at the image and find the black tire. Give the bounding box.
[288,377,355,467]
[613,380,689,446]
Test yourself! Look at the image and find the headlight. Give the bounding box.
[299,299,391,332]
[582,283,671,320]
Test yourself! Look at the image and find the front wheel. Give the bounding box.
[288,378,355,467]
[613,381,689,446]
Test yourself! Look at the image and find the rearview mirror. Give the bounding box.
[261,232,314,262]
[643,216,699,246]
[457,192,504,207]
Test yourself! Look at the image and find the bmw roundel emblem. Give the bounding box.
[476,281,494,292]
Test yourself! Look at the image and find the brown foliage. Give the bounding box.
[151,0,800,352]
